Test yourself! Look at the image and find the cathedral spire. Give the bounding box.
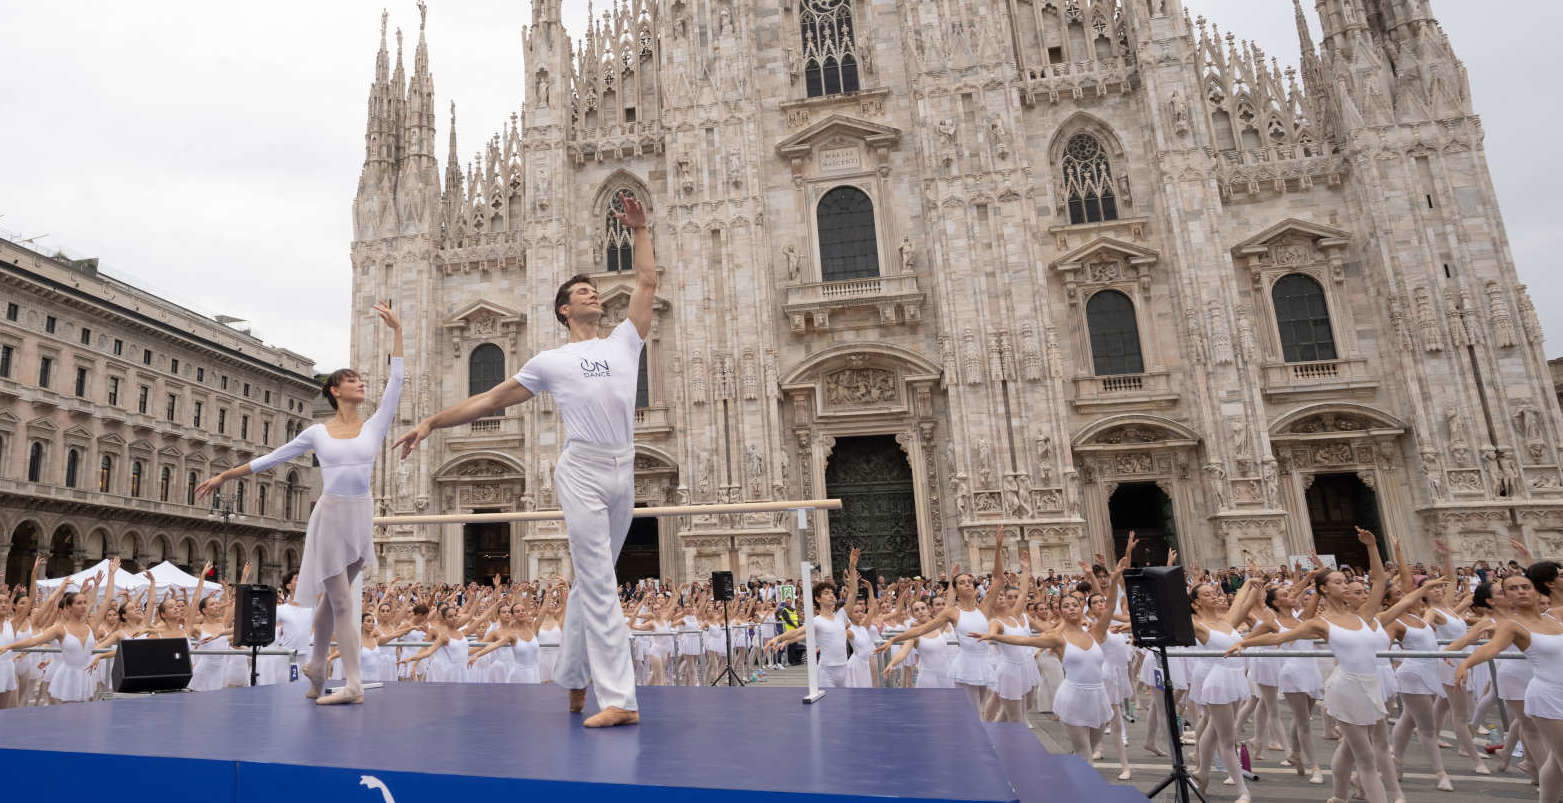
[444,101,462,198]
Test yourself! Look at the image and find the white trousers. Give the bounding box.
[553,441,638,712]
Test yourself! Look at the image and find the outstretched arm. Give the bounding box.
[616,194,658,339]
[394,380,533,458]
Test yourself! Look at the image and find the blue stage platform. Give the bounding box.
[0,684,1146,801]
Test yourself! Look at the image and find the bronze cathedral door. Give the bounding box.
[824,435,921,581]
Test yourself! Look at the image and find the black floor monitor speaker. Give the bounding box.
[112,637,192,693]
[1123,566,1196,648]
[233,584,277,647]
[711,570,735,602]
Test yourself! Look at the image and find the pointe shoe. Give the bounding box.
[583,707,639,728]
[300,665,326,700]
[568,688,587,714]
[316,688,364,706]
[1435,774,1453,792]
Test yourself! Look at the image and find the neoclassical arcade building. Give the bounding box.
[350,0,1563,584]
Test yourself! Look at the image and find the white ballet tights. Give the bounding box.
[1391,692,1450,781]
[1330,722,1389,803]
[1531,715,1563,803]
[1437,682,1486,767]
[1283,692,1318,770]
[1066,723,1104,760]
[305,563,362,694]
[1194,701,1249,798]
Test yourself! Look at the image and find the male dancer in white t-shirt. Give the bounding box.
[394,194,654,727]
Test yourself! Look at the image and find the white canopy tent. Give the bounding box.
[36,559,148,593]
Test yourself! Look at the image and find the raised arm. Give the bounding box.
[1355,527,1391,618]
[1376,577,1448,625]
[1092,544,1133,644]
[365,302,406,439]
[838,547,861,614]
[1230,617,1329,654]
[91,560,118,629]
[981,527,1008,619]
[1224,576,1263,630]
[615,194,658,339]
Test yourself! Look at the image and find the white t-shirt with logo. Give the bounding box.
[514,319,645,445]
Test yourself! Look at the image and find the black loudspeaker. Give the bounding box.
[711,570,735,602]
[1123,566,1196,647]
[233,584,277,647]
[112,637,192,693]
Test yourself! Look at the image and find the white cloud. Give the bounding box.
[2,0,1558,370]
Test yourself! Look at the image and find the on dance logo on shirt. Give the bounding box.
[579,358,612,378]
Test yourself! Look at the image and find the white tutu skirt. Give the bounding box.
[1053,679,1114,728]
[1195,665,1251,706]
[916,665,954,689]
[1497,660,1534,701]
[994,656,1043,701]
[1251,648,1284,687]
[951,650,996,687]
[360,650,395,683]
[47,666,95,702]
[510,665,541,684]
[1395,660,1445,697]
[293,493,376,607]
[1105,660,1133,702]
[1278,658,1324,699]
[844,654,873,688]
[189,655,228,692]
[425,655,469,683]
[1525,677,1563,720]
[0,656,17,693]
[1323,668,1387,726]
[1376,663,1398,703]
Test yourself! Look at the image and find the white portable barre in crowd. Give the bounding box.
[372,497,842,526]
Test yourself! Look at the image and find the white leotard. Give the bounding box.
[248,358,404,495]
[811,609,850,667]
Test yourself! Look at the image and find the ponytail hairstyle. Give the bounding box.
[1525,560,1559,600]
[59,591,80,610]
[320,369,361,411]
[1263,587,1282,612]
[1471,581,1496,613]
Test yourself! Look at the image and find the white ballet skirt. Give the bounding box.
[993,619,1043,701]
[510,636,542,684]
[1193,628,1251,706]
[950,608,996,687]
[1394,622,1445,697]
[424,634,470,682]
[844,625,875,688]
[47,630,96,702]
[1278,638,1325,699]
[676,617,702,657]
[1496,644,1534,701]
[538,626,562,682]
[1052,638,1114,728]
[14,627,40,681]
[1376,656,1398,704]
[914,631,954,689]
[0,621,18,694]
[1432,611,1468,688]
[360,644,394,682]
[1249,643,1284,687]
[260,603,314,685]
[1321,618,1389,726]
[1100,630,1133,702]
[1522,631,1563,720]
[189,633,231,692]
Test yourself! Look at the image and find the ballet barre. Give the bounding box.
[373,498,843,526]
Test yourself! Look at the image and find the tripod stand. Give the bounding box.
[710,599,746,687]
[1144,644,1204,803]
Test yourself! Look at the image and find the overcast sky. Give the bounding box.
[1,1,1558,371]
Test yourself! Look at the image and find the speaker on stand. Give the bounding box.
[709,570,744,687]
[1123,566,1204,803]
[232,584,277,686]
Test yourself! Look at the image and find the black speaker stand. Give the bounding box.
[249,645,260,687]
[1144,644,1205,803]
[710,599,746,687]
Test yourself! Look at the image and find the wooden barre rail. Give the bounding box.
[373,498,843,526]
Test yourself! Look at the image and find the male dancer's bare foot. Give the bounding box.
[583,707,639,728]
[568,688,587,713]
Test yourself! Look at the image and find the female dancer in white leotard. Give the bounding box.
[879,527,1014,714]
[1427,540,1490,775]
[972,546,1131,763]
[629,594,676,685]
[401,603,472,682]
[882,598,954,688]
[1456,571,1563,803]
[0,593,19,709]
[1383,540,1457,793]
[985,550,1039,722]
[468,601,543,684]
[198,301,403,706]
[267,572,317,687]
[766,548,862,689]
[1,589,98,703]
[1251,572,1327,784]
[536,581,566,684]
[1188,572,1262,801]
[1230,527,1436,803]
[845,579,879,688]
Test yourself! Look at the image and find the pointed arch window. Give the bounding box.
[801,0,861,98]
[604,191,639,273]
[816,186,879,282]
[1062,133,1119,225]
[468,343,506,397]
[1086,290,1144,376]
[1272,273,1337,363]
[65,448,80,489]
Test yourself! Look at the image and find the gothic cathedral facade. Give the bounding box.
[350,0,1563,584]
